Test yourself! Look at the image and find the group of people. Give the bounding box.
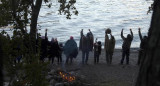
[39,28,148,65]
[40,29,78,64]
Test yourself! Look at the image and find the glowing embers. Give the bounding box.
[59,71,76,82]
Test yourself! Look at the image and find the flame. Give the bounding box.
[59,71,76,82]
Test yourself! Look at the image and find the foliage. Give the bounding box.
[0,0,78,29]
[58,0,78,19]
[0,0,78,85]
[147,3,154,14]
[0,30,49,86]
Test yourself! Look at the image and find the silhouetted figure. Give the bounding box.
[120,29,133,65]
[79,29,83,51]
[88,29,94,51]
[94,38,102,64]
[104,28,115,64]
[63,36,78,64]
[48,38,61,64]
[40,29,49,62]
[11,35,23,64]
[35,29,40,54]
[81,30,93,64]
[12,45,22,64]
[137,28,148,65]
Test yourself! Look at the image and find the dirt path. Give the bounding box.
[51,49,139,86]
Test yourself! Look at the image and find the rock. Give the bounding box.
[48,69,55,75]
[46,75,53,80]
[55,83,64,86]
[50,79,56,86]
[63,82,70,86]
[80,75,86,79]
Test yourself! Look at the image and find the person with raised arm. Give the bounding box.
[104,28,115,64]
[40,29,49,62]
[137,28,148,65]
[120,29,133,65]
[94,38,102,64]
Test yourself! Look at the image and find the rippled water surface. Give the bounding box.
[38,0,153,48]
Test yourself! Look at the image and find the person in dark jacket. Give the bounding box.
[63,36,78,64]
[137,28,148,65]
[81,31,93,64]
[88,29,94,51]
[79,29,83,51]
[40,29,49,62]
[94,38,102,64]
[48,38,61,64]
[120,29,133,65]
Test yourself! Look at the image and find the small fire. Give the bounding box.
[59,71,76,82]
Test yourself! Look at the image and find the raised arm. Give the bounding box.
[121,29,125,40]
[130,29,133,40]
[138,28,142,41]
[45,29,47,39]
[80,29,83,37]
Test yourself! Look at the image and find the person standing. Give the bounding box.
[137,28,148,65]
[40,29,49,62]
[104,28,115,64]
[80,30,93,64]
[120,29,133,65]
[63,36,78,64]
[88,29,94,51]
[94,38,102,64]
[48,38,61,64]
[79,29,83,51]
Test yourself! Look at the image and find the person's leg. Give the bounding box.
[40,52,45,62]
[60,55,62,63]
[106,52,109,64]
[85,51,89,64]
[97,54,99,63]
[121,50,125,64]
[70,57,73,64]
[66,56,69,64]
[126,50,130,65]
[94,52,96,64]
[82,51,85,64]
[57,56,59,63]
[52,57,55,64]
[109,53,113,64]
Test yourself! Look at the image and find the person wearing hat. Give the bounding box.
[48,38,61,64]
[63,36,78,64]
[120,29,133,65]
[104,28,115,64]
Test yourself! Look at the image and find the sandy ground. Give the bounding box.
[3,49,139,86]
[51,48,140,86]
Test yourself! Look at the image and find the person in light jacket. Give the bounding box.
[104,28,115,64]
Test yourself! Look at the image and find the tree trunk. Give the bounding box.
[0,37,3,86]
[30,0,42,54]
[136,0,160,86]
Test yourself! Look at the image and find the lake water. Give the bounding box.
[38,0,153,48]
[3,0,153,48]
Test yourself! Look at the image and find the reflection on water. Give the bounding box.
[38,0,153,48]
